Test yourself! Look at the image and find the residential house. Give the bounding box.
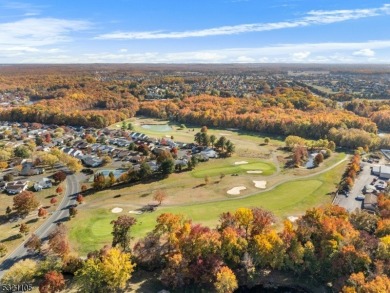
[20,162,44,176]
[81,155,103,168]
[34,178,52,191]
[5,180,28,194]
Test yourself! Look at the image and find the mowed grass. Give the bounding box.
[68,160,347,256]
[191,158,276,178]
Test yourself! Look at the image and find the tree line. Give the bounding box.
[139,94,379,148]
[2,200,389,292]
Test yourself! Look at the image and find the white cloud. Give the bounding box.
[0,17,91,47]
[119,48,128,53]
[1,1,44,16]
[95,4,389,40]
[4,39,390,64]
[353,48,375,57]
[291,51,311,60]
[236,56,255,62]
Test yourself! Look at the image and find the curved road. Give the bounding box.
[0,174,79,279]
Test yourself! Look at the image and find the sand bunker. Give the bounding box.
[234,161,248,165]
[288,216,299,222]
[227,186,247,195]
[253,180,267,189]
[111,207,123,213]
[129,210,143,215]
[219,133,231,136]
[247,170,263,174]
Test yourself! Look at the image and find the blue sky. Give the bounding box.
[0,0,389,63]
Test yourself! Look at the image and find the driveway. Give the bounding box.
[0,174,79,279]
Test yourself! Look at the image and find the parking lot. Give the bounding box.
[333,160,384,212]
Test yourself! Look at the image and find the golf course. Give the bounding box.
[67,117,348,255]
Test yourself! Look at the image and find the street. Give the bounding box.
[0,174,79,278]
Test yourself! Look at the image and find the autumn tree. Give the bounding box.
[50,197,58,205]
[48,224,70,258]
[55,186,63,195]
[39,153,58,169]
[0,243,7,257]
[108,171,116,186]
[69,206,77,218]
[13,191,40,217]
[81,184,87,193]
[92,173,106,190]
[153,189,167,205]
[52,171,66,183]
[251,230,286,269]
[214,266,238,293]
[14,145,31,158]
[1,259,38,285]
[0,161,8,169]
[39,271,65,293]
[314,153,324,167]
[102,155,112,166]
[19,223,30,235]
[111,215,137,252]
[76,194,84,204]
[25,234,42,253]
[38,207,48,218]
[75,247,135,292]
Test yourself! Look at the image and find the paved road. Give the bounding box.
[0,174,79,279]
[333,161,377,212]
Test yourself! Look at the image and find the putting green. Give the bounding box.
[191,160,276,178]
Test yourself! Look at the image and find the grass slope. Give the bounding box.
[68,160,346,255]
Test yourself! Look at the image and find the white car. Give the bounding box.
[356,194,365,200]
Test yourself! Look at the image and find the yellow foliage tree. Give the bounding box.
[101,247,135,290]
[214,266,238,293]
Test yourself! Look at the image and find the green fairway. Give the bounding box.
[191,159,276,178]
[68,161,346,255]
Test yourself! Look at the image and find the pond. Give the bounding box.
[305,152,318,169]
[141,124,172,132]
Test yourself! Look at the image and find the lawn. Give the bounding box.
[68,160,347,256]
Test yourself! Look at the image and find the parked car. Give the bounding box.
[356,194,366,200]
[81,168,94,175]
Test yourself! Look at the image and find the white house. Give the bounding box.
[34,178,52,191]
